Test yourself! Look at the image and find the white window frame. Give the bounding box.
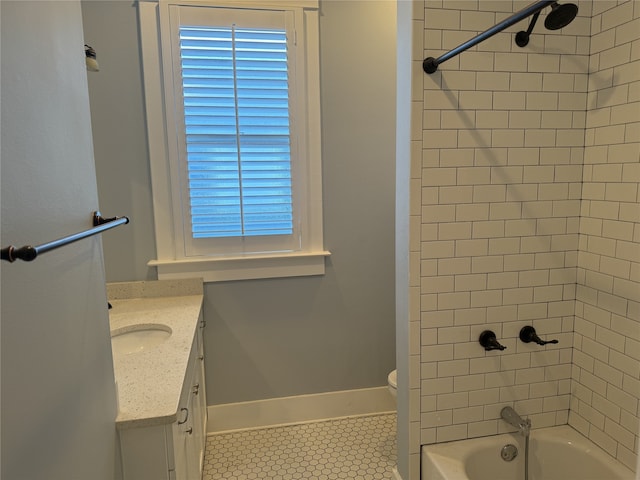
[138,0,329,282]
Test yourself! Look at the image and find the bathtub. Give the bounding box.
[422,425,635,480]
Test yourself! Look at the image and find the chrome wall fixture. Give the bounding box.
[423,1,578,74]
[1,211,129,262]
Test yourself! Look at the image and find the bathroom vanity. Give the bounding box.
[107,279,206,480]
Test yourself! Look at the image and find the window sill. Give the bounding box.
[148,250,331,282]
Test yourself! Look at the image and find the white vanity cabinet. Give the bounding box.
[118,314,207,480]
[177,315,207,479]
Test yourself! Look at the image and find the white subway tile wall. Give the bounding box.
[571,0,640,472]
[410,0,639,475]
[408,2,426,477]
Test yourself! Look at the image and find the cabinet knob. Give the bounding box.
[186,427,193,435]
[192,383,200,395]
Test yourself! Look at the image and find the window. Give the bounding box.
[180,23,293,240]
[139,0,328,282]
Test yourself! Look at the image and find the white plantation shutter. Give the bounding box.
[144,1,326,279]
[180,23,293,239]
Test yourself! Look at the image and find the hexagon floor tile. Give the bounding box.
[203,413,397,479]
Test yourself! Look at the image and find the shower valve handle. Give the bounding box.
[479,330,507,351]
[519,326,559,346]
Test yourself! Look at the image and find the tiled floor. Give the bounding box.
[203,413,397,479]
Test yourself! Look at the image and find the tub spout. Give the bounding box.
[501,406,531,437]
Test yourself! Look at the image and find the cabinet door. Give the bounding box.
[177,330,205,480]
[183,372,201,480]
[119,426,171,480]
[173,320,207,480]
[171,408,190,480]
[192,318,207,472]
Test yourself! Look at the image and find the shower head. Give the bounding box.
[515,1,578,47]
[544,2,578,30]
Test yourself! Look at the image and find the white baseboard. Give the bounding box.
[391,466,403,480]
[207,386,396,434]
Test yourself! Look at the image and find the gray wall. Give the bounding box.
[82,0,397,404]
[1,2,118,478]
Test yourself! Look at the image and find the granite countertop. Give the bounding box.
[107,279,204,430]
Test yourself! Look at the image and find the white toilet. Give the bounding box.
[387,369,397,400]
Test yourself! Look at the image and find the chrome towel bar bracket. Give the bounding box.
[1,211,129,262]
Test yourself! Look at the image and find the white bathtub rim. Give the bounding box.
[422,425,635,480]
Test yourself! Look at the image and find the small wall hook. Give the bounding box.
[479,330,507,351]
[519,326,559,346]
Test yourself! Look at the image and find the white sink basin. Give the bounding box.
[111,324,172,356]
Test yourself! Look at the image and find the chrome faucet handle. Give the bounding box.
[479,330,507,351]
[519,326,559,346]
